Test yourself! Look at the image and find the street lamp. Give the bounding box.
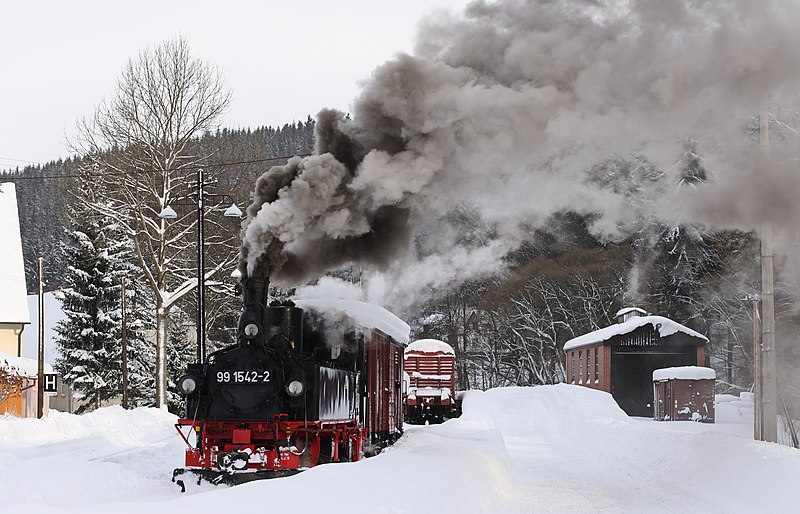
[158,167,241,364]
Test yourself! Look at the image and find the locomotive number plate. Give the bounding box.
[216,370,271,384]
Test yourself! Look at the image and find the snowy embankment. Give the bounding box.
[2,386,800,513]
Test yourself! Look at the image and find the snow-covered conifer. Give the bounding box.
[54,179,126,412]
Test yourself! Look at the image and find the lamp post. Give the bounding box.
[158,168,241,364]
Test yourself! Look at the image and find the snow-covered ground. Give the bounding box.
[1,385,798,513]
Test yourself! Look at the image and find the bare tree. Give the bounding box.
[470,272,623,388]
[72,36,232,409]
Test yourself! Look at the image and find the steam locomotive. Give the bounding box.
[172,277,407,490]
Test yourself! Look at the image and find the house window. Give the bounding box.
[595,348,600,382]
[587,348,592,384]
[578,351,583,384]
[571,352,576,383]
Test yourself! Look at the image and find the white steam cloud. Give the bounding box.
[240,0,800,310]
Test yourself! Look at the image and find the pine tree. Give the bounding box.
[54,168,161,412]
[54,185,127,412]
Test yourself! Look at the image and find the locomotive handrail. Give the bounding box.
[175,421,198,449]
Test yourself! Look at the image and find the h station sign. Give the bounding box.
[43,373,58,395]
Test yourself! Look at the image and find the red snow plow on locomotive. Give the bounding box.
[172,277,407,489]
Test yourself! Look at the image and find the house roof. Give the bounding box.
[0,351,53,377]
[0,183,30,324]
[563,315,708,351]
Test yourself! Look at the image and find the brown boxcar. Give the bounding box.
[404,339,460,424]
[653,366,715,422]
[364,329,405,449]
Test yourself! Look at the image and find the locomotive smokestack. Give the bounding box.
[238,275,269,346]
[237,274,304,351]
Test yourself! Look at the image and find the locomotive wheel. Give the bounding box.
[173,468,303,491]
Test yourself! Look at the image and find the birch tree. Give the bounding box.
[72,36,232,409]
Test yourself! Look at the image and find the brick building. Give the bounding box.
[563,308,708,417]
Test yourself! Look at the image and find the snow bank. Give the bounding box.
[0,405,174,446]
[564,315,708,351]
[4,385,800,513]
[0,406,182,510]
[170,419,513,514]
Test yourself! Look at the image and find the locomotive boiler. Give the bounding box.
[172,276,407,490]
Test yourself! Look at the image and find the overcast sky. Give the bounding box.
[0,0,472,172]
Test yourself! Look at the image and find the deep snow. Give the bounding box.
[1,385,798,513]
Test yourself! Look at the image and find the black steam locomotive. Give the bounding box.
[172,277,406,489]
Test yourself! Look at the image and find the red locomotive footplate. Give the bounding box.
[175,417,366,473]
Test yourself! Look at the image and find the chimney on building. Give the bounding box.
[615,307,647,324]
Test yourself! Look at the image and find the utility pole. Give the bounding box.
[759,103,778,442]
[37,257,45,419]
[158,169,241,366]
[753,297,762,441]
[195,167,208,364]
[121,280,129,409]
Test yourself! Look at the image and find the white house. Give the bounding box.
[0,182,30,356]
[0,182,51,416]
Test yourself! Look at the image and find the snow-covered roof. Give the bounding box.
[653,366,716,381]
[615,307,647,317]
[0,351,53,377]
[563,315,708,351]
[294,298,410,344]
[406,338,455,355]
[0,183,30,324]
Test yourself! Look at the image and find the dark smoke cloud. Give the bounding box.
[241,0,800,307]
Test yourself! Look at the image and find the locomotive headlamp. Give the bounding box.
[178,374,198,396]
[243,323,259,338]
[286,380,305,397]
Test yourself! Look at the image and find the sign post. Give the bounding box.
[37,257,45,419]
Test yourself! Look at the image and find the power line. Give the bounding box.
[1,153,313,181]
[0,156,48,174]
[0,156,47,165]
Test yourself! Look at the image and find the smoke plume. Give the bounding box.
[240,0,800,308]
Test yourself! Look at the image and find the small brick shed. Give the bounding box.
[653,366,715,422]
